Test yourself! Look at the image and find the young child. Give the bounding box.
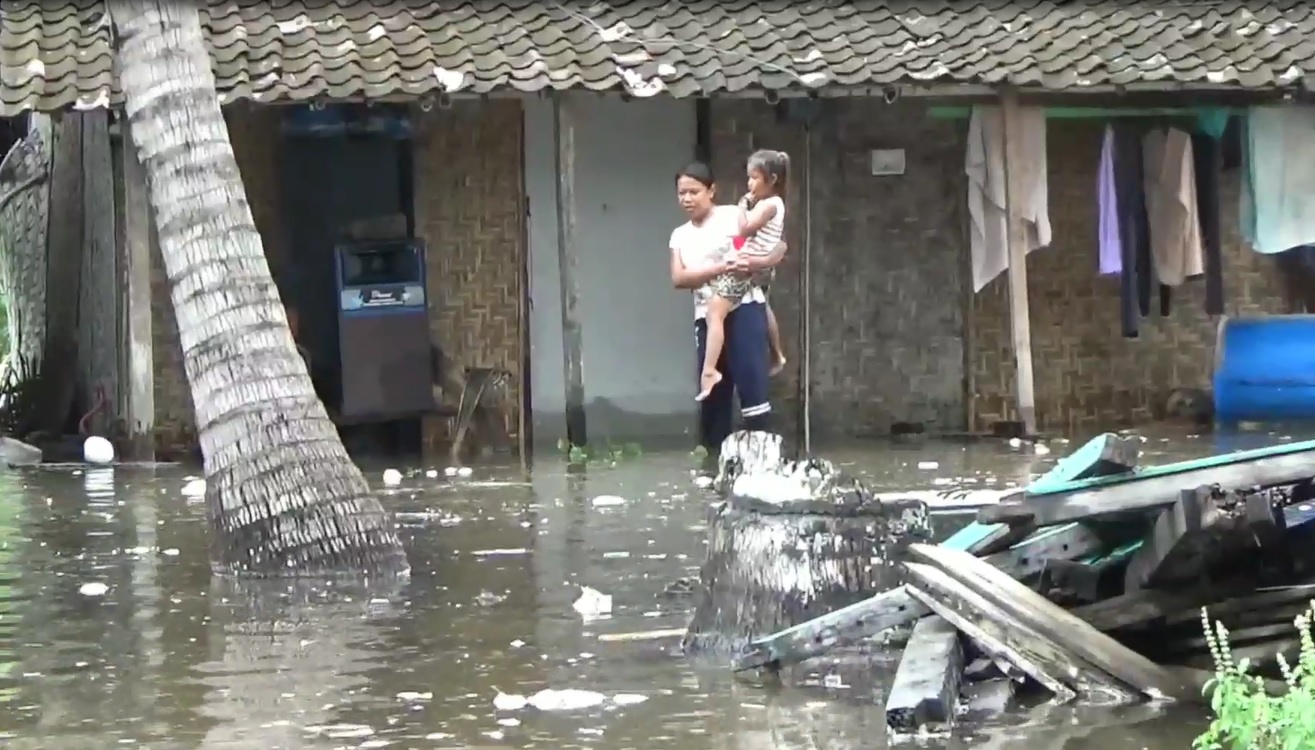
[696,149,789,401]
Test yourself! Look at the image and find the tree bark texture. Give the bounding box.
[109,1,407,575]
[683,431,933,656]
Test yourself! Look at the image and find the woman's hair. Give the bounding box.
[747,149,790,197]
[675,161,715,188]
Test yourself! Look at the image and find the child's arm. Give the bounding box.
[744,241,787,272]
[737,196,779,237]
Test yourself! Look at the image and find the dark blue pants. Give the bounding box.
[695,301,772,451]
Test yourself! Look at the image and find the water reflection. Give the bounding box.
[0,431,1294,748]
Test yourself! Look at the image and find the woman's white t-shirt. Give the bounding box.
[669,204,766,320]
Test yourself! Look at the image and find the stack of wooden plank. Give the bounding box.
[732,433,1315,732]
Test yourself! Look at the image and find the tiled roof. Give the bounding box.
[3,1,1315,115]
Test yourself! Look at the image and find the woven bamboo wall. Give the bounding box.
[971,120,1289,433]
[412,101,525,448]
[150,105,285,457]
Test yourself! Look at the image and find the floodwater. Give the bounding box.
[0,425,1305,749]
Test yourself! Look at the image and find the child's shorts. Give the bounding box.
[710,271,752,301]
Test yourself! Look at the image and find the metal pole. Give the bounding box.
[802,124,813,453]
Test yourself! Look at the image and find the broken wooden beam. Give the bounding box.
[735,516,1107,671]
[1073,581,1315,633]
[1123,488,1288,592]
[908,544,1194,701]
[731,586,928,672]
[980,437,1315,528]
[981,522,1104,580]
[904,563,1086,703]
[884,615,964,731]
[945,432,1139,557]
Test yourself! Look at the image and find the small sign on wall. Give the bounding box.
[870,149,906,176]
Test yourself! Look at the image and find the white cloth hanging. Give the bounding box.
[965,105,1052,292]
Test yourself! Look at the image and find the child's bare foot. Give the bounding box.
[696,369,723,401]
[769,355,787,376]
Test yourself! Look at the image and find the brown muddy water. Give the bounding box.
[0,426,1306,749]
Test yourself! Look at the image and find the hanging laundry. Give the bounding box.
[1142,128,1204,286]
[965,105,1051,293]
[1097,125,1122,275]
[1111,124,1152,338]
[1191,131,1225,315]
[1241,106,1315,254]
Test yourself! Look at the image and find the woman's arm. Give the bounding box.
[737,196,779,236]
[671,248,729,290]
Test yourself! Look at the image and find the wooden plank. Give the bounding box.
[981,437,1315,527]
[1075,582,1315,633]
[884,615,964,731]
[1123,488,1286,592]
[1027,433,1141,493]
[117,126,155,460]
[946,433,1138,556]
[1164,622,1300,656]
[552,94,586,445]
[909,543,1193,701]
[734,519,1104,672]
[906,565,1094,702]
[1122,487,1212,592]
[78,111,118,436]
[999,91,1037,437]
[37,112,87,434]
[981,522,1103,580]
[730,585,928,672]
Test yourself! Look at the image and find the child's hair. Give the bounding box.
[747,149,790,197]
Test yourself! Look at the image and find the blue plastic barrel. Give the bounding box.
[1213,314,1315,422]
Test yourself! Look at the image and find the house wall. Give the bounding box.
[523,94,698,444]
[412,100,525,448]
[152,102,526,457]
[970,120,1289,433]
[709,99,970,440]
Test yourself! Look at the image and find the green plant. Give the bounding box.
[556,438,642,466]
[1196,602,1315,749]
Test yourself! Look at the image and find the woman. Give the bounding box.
[668,162,786,452]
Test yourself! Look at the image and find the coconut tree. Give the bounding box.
[108,1,407,575]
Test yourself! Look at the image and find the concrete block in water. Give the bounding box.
[884,615,964,731]
[0,436,41,466]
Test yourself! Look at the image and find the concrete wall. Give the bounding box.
[524,94,698,444]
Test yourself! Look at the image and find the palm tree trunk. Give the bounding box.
[108,1,407,575]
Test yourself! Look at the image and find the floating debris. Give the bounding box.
[572,586,613,619]
[591,495,626,507]
[83,436,114,465]
[181,477,205,498]
[78,582,108,597]
[382,469,403,487]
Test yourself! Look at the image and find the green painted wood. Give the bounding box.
[945,433,1138,554]
[981,437,1315,527]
